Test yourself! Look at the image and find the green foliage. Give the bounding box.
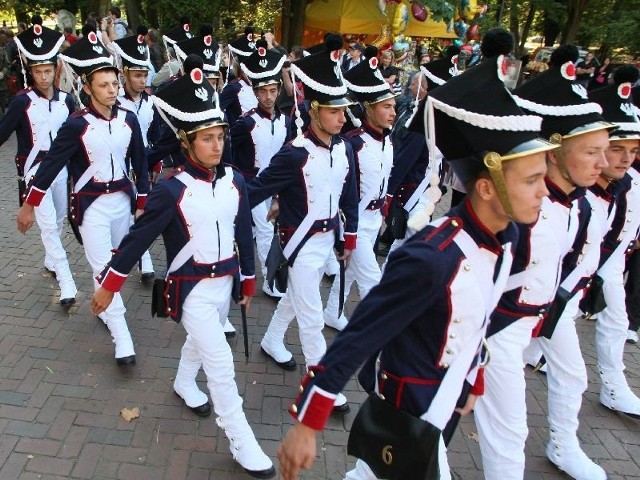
[414,0,456,24]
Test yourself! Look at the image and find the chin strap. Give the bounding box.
[484,152,515,219]
[549,132,579,188]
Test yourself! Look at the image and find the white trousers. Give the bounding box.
[252,199,273,274]
[79,192,134,358]
[596,261,629,380]
[475,316,538,480]
[262,232,334,367]
[35,169,74,284]
[178,278,259,443]
[325,210,382,319]
[344,435,451,480]
[536,294,587,447]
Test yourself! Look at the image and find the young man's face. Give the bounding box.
[125,69,148,95]
[30,64,55,92]
[368,98,396,129]
[255,84,279,112]
[315,106,347,135]
[503,151,549,225]
[187,125,225,169]
[84,70,119,110]
[349,45,361,61]
[602,139,640,181]
[558,129,610,187]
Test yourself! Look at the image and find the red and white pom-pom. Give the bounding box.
[34,24,42,36]
[561,61,576,81]
[618,82,632,99]
[496,54,508,82]
[204,35,212,46]
[191,68,203,84]
[258,47,267,56]
[137,34,145,43]
[331,50,341,62]
[369,57,379,69]
[88,31,98,44]
[183,24,190,32]
[247,33,253,41]
[451,55,459,65]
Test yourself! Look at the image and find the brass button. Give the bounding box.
[451,220,459,227]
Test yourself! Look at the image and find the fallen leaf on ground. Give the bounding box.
[120,407,140,422]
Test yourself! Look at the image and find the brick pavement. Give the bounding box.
[0,134,639,479]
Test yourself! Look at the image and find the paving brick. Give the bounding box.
[4,420,49,438]
[14,437,61,456]
[25,456,74,476]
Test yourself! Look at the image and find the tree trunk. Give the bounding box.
[518,3,536,57]
[509,0,520,54]
[125,0,143,32]
[13,3,28,24]
[561,0,590,45]
[281,0,307,49]
[146,2,159,29]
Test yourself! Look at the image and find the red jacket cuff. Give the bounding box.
[152,161,162,174]
[96,267,127,293]
[344,233,356,250]
[469,367,484,396]
[241,277,255,297]
[289,368,334,431]
[136,194,147,210]
[25,186,46,207]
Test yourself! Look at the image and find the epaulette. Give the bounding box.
[16,87,32,96]
[70,108,89,119]
[164,165,184,180]
[223,162,242,175]
[422,216,464,252]
[344,127,364,139]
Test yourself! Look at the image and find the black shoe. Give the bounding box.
[116,355,136,366]
[60,297,76,308]
[224,330,237,339]
[174,392,211,417]
[244,466,276,479]
[140,272,155,282]
[260,346,297,371]
[332,402,351,415]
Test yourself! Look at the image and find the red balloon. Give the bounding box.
[466,24,479,40]
[411,2,428,21]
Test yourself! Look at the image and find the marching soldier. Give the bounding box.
[474,45,615,480]
[220,26,258,126]
[229,39,290,298]
[16,32,150,366]
[113,33,159,280]
[0,18,77,306]
[89,66,275,479]
[587,67,640,418]
[246,36,358,413]
[322,55,397,329]
[277,52,556,480]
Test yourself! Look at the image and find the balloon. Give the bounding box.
[453,39,463,47]
[393,41,410,52]
[466,24,479,41]
[371,24,393,51]
[454,20,468,38]
[411,2,428,22]
[378,0,387,15]
[472,43,480,53]
[391,2,410,36]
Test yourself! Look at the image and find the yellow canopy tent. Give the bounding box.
[304,0,457,40]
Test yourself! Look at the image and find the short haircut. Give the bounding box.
[109,6,121,18]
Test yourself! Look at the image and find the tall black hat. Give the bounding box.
[511,60,613,141]
[163,22,193,46]
[15,23,64,66]
[228,27,257,58]
[59,32,118,81]
[290,40,352,107]
[426,55,556,215]
[152,67,226,136]
[589,83,640,140]
[239,40,286,87]
[421,55,459,92]
[175,35,221,79]
[113,34,152,71]
[343,56,396,104]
